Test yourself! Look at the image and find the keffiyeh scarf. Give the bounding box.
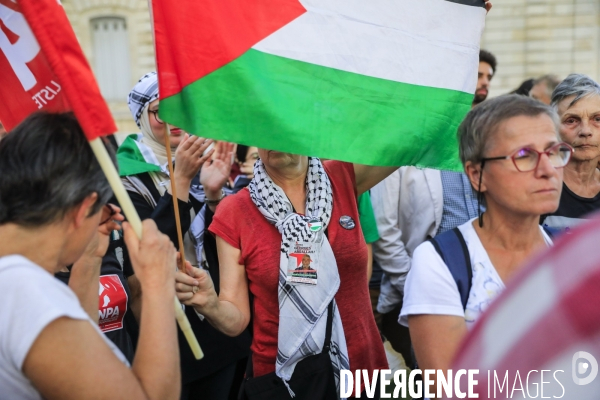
[248,158,350,398]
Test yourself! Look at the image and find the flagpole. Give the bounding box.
[163,125,187,271]
[89,137,203,360]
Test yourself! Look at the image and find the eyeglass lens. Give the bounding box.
[513,144,571,172]
[151,110,163,124]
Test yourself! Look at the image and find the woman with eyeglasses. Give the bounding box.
[399,95,572,395]
[542,74,600,232]
[118,72,251,400]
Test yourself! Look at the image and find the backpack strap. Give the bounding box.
[542,225,559,239]
[428,227,472,310]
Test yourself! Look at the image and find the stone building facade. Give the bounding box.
[62,0,600,132]
[482,0,600,97]
[63,0,155,134]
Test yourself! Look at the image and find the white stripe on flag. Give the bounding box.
[253,0,485,93]
[481,266,557,369]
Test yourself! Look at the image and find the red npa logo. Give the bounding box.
[98,275,128,332]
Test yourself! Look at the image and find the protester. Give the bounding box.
[176,152,402,398]
[0,112,180,399]
[452,213,600,398]
[400,95,572,391]
[542,74,600,231]
[120,72,251,399]
[530,74,561,105]
[473,49,497,107]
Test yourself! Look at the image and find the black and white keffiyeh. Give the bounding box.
[127,72,159,128]
[248,157,350,398]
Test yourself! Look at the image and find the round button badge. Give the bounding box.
[339,215,355,230]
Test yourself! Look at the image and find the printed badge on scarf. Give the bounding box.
[287,241,320,286]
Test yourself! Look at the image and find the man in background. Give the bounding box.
[473,49,497,107]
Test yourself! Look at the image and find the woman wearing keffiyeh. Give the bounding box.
[117,72,251,400]
[177,150,398,399]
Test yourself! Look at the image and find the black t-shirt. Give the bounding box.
[54,231,135,364]
[543,183,600,232]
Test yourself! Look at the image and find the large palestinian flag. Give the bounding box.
[151,0,486,169]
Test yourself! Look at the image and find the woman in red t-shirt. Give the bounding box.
[176,151,397,398]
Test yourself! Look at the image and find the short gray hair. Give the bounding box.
[0,113,114,226]
[551,73,600,108]
[458,94,560,165]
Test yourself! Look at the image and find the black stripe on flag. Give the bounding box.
[445,0,485,7]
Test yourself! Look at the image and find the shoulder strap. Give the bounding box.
[542,225,559,239]
[428,227,472,310]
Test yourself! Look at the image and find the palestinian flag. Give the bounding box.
[151,0,486,169]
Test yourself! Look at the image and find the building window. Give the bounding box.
[91,17,131,102]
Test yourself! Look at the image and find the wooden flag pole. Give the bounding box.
[163,125,187,271]
[88,137,203,360]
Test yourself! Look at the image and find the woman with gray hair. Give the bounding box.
[0,112,180,399]
[400,95,572,393]
[542,73,600,232]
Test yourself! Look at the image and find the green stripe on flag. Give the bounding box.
[117,134,162,177]
[160,49,473,170]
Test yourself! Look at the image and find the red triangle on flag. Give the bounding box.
[152,0,306,99]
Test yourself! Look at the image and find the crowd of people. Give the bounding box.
[1,41,600,400]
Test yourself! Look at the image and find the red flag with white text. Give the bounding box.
[0,0,116,139]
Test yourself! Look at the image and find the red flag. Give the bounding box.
[0,0,116,139]
[451,212,600,398]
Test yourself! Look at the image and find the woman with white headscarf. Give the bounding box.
[118,72,251,400]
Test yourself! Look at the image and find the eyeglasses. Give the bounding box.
[148,109,164,124]
[476,142,573,228]
[480,142,573,172]
[100,204,117,226]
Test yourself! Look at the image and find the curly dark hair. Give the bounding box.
[479,49,497,73]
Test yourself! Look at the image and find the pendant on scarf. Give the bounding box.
[287,241,320,286]
[339,215,356,230]
[307,218,322,232]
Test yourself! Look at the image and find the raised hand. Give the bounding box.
[174,134,214,182]
[173,134,214,202]
[200,141,236,202]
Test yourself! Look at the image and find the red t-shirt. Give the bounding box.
[210,161,388,377]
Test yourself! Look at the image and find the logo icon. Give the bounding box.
[572,351,598,385]
[98,275,128,333]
